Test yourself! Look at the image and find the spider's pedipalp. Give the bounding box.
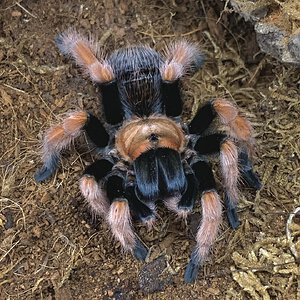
[56,29,114,83]
[126,185,156,228]
[164,171,198,219]
[160,40,204,81]
[185,191,222,283]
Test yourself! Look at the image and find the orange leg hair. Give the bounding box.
[79,175,110,217]
[220,139,240,204]
[184,191,222,283]
[56,29,114,83]
[213,98,255,154]
[160,40,203,81]
[35,111,88,182]
[107,200,136,252]
[194,191,222,263]
[42,111,87,159]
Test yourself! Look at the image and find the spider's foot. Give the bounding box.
[225,194,240,229]
[54,34,64,49]
[133,239,148,261]
[140,214,156,230]
[184,253,201,284]
[176,205,193,219]
[242,170,262,190]
[34,166,56,183]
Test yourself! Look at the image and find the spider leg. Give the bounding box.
[35,111,109,182]
[160,41,204,117]
[184,160,222,283]
[212,98,255,151]
[239,149,262,190]
[79,158,113,216]
[161,79,182,117]
[194,134,240,229]
[56,29,123,125]
[105,172,148,261]
[160,40,204,82]
[56,29,114,84]
[189,98,255,154]
[189,101,217,134]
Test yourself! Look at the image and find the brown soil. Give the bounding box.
[0,1,299,299]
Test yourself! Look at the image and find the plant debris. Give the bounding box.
[0,0,299,299]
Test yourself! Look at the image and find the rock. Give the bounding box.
[138,255,174,295]
[230,0,268,22]
[255,23,295,64]
[288,31,300,61]
[229,0,300,66]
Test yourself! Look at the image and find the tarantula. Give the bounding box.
[35,29,261,283]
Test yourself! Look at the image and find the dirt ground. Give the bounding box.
[0,1,299,299]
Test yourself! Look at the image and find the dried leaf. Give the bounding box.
[0,88,13,106]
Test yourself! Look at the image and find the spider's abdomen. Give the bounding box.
[108,46,163,118]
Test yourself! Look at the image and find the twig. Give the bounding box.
[16,2,37,19]
[3,83,27,94]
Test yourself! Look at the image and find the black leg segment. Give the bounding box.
[177,172,198,210]
[161,80,182,117]
[85,114,110,148]
[239,150,262,190]
[225,193,240,229]
[133,239,148,261]
[83,159,113,181]
[191,160,216,193]
[184,251,201,283]
[194,134,226,155]
[34,155,59,183]
[106,173,126,202]
[188,101,216,134]
[99,80,124,125]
